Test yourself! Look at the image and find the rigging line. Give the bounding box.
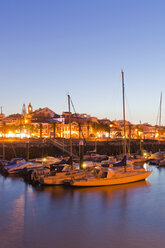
[70,98,86,145]
[125,92,133,123]
[155,96,161,126]
[159,92,162,127]
[155,92,163,126]
[11,141,17,157]
[154,106,160,139]
[70,98,86,143]
[155,106,159,126]
[63,92,68,111]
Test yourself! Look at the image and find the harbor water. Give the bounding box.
[1,165,165,248]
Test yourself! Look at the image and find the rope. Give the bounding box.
[70,97,87,146]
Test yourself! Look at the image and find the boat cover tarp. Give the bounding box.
[113,156,126,167]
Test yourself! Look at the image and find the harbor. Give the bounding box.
[2,0,165,247]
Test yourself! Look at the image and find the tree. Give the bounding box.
[39,123,43,138]
[92,122,110,133]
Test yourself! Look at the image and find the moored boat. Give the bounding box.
[71,72,152,187]
[39,169,87,185]
[148,152,165,161]
[0,158,26,175]
[158,159,165,167]
[71,167,152,187]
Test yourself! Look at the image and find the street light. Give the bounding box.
[109,124,113,139]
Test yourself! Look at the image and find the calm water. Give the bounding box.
[1,165,165,248]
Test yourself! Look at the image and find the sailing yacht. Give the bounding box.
[38,95,86,185]
[71,167,152,187]
[71,71,152,187]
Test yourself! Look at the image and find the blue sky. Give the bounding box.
[0,0,165,125]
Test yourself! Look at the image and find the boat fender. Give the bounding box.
[70,176,74,184]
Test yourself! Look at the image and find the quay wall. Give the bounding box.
[0,139,164,160]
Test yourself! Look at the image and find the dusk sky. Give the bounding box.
[0,0,165,125]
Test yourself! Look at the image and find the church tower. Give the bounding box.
[28,103,33,114]
[22,104,27,118]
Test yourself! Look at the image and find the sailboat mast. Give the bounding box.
[1,107,5,162]
[159,92,162,127]
[68,95,73,168]
[2,120,5,161]
[122,71,126,156]
[159,92,162,151]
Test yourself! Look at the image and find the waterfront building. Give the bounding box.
[0,113,5,121]
[1,103,165,140]
[29,106,60,138]
[4,114,22,126]
[59,112,93,139]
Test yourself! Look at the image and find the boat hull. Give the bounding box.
[40,171,86,185]
[72,171,152,187]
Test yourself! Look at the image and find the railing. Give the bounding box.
[47,139,79,158]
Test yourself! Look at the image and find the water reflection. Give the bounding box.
[0,193,25,248]
[1,166,165,248]
[33,180,150,212]
[36,180,150,195]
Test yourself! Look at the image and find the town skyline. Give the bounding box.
[1,100,163,127]
[0,102,163,142]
